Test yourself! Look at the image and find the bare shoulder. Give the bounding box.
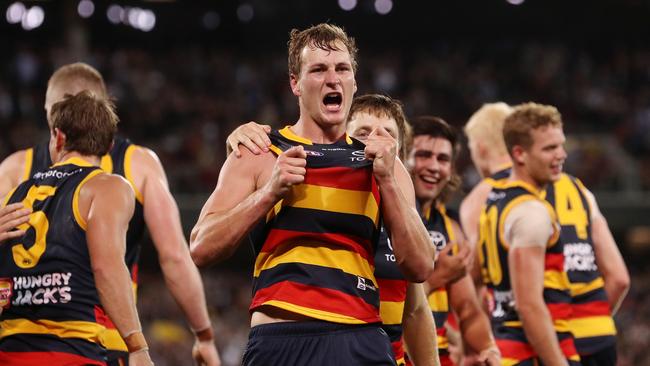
[222,144,276,186]
[83,173,135,202]
[0,149,29,179]
[130,145,162,169]
[460,180,492,212]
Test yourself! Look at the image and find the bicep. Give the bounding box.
[505,200,553,249]
[509,246,546,298]
[460,183,491,245]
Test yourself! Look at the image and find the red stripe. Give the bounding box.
[572,301,612,318]
[436,325,447,337]
[439,354,454,366]
[251,281,380,323]
[304,166,374,191]
[496,338,535,360]
[559,337,578,358]
[547,302,572,321]
[0,352,105,366]
[94,305,116,329]
[131,263,139,284]
[262,229,373,261]
[377,278,407,302]
[447,311,459,330]
[544,253,564,271]
[391,339,405,363]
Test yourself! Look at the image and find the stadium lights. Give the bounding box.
[338,0,357,12]
[237,3,254,23]
[106,4,155,32]
[506,0,525,5]
[374,0,393,15]
[106,4,123,24]
[78,0,95,19]
[21,5,44,30]
[6,2,25,24]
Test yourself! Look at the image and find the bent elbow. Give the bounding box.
[612,273,631,294]
[401,259,434,283]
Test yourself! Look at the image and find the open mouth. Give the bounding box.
[323,92,342,111]
[420,175,441,185]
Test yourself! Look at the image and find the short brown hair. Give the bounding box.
[411,116,461,203]
[349,94,412,160]
[503,102,563,155]
[50,90,118,156]
[287,23,358,77]
[48,62,108,99]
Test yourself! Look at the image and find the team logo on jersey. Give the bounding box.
[429,231,447,252]
[0,278,13,309]
[304,150,324,157]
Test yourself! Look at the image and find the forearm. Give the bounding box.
[95,260,142,337]
[160,252,212,331]
[403,305,440,366]
[519,302,567,366]
[379,177,433,282]
[604,279,629,315]
[191,187,276,266]
[457,304,495,354]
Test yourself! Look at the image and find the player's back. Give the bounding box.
[0,157,107,366]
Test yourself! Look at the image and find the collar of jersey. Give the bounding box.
[496,179,544,198]
[279,126,353,145]
[52,157,95,168]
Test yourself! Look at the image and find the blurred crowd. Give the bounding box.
[1,40,650,193]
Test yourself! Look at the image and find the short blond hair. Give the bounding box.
[48,62,108,99]
[503,102,563,154]
[464,102,512,156]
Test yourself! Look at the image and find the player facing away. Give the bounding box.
[0,91,153,366]
[191,24,433,365]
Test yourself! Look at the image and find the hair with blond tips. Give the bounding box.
[349,94,412,160]
[464,102,512,156]
[287,23,358,78]
[503,102,563,155]
[50,90,118,156]
[48,62,108,99]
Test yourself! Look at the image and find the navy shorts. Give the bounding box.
[242,321,396,366]
[580,344,616,366]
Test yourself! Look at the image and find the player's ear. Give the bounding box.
[290,73,301,97]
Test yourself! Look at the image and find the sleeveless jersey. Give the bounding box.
[422,203,457,364]
[544,174,616,355]
[375,225,408,365]
[478,180,579,365]
[26,137,146,353]
[249,127,382,324]
[0,158,107,365]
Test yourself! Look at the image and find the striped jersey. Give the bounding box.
[422,203,457,363]
[478,180,579,365]
[249,127,382,324]
[0,158,108,365]
[25,137,145,353]
[375,225,408,365]
[544,173,616,355]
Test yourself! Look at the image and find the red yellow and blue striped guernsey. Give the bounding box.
[544,173,617,356]
[249,127,383,324]
[478,180,580,366]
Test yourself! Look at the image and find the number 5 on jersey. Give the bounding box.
[12,185,57,269]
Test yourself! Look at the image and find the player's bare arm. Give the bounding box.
[366,126,434,282]
[0,149,29,199]
[459,180,492,280]
[583,188,630,314]
[132,146,221,366]
[82,173,153,366]
[402,282,440,366]
[190,145,307,266]
[424,244,471,293]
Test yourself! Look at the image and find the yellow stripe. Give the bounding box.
[261,299,366,324]
[379,300,405,325]
[0,318,105,343]
[345,133,353,145]
[2,187,17,208]
[437,334,449,350]
[268,144,283,156]
[99,328,128,351]
[22,148,33,181]
[570,277,605,297]
[254,245,375,279]
[266,199,283,222]
[279,126,313,145]
[544,270,571,291]
[100,154,113,173]
[428,289,448,312]
[502,357,521,366]
[569,355,581,362]
[569,316,616,338]
[504,319,571,333]
[73,169,104,231]
[124,145,144,204]
[286,184,379,223]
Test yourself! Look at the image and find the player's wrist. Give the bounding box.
[192,325,214,342]
[123,330,149,353]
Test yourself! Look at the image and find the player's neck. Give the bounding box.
[292,117,346,144]
[510,167,545,193]
[487,155,513,176]
[56,151,101,167]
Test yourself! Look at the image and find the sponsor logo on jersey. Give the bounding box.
[0,278,13,309]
